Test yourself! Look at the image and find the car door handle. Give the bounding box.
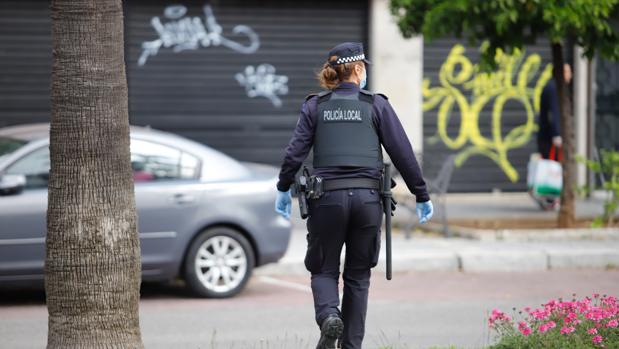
[172,193,196,205]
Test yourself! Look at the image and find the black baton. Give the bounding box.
[382,163,393,280]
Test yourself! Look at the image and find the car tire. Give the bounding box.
[184,227,255,298]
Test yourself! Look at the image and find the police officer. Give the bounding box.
[274,42,433,349]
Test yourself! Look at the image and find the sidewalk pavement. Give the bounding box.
[256,193,619,276]
[393,190,609,221]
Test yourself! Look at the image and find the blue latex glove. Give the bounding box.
[275,189,292,220]
[416,200,434,224]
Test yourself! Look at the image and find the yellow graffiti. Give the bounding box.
[423,44,552,182]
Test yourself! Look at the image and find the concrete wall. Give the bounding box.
[370,0,424,154]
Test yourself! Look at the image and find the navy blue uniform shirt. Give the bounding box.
[276,82,429,203]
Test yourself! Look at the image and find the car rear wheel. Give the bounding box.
[184,227,255,298]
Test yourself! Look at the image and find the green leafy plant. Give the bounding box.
[577,149,619,227]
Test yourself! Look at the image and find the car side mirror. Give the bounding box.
[0,174,27,196]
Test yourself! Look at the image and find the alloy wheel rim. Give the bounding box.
[195,235,247,293]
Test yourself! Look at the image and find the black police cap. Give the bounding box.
[327,42,371,66]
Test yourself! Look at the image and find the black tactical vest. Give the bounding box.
[312,90,383,168]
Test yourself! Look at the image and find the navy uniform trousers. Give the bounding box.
[305,187,383,349]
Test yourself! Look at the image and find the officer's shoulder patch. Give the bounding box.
[305,93,318,101]
[376,93,388,100]
[359,89,389,102]
[358,89,374,103]
[305,90,331,101]
[316,90,332,104]
[359,89,373,96]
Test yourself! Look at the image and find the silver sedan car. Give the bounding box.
[0,124,292,298]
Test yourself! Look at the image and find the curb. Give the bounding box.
[446,226,619,242]
[394,219,619,242]
[547,248,619,269]
[255,247,619,276]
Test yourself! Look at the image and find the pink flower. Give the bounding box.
[488,308,511,328]
[603,295,616,305]
[488,294,618,344]
[545,299,557,308]
[539,321,556,333]
[563,311,580,325]
[560,301,577,312]
[489,309,502,321]
[592,335,603,344]
[520,327,532,336]
[530,309,550,320]
[586,309,606,322]
[518,321,532,336]
[578,299,592,313]
[560,326,575,334]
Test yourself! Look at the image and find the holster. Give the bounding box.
[296,166,324,219]
[307,175,324,200]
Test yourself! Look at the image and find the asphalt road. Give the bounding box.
[2,269,619,349]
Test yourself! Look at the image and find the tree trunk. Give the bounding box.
[551,43,576,228]
[46,0,144,348]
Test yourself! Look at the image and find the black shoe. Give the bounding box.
[316,314,344,349]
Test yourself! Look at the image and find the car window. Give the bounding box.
[180,151,201,179]
[2,139,201,187]
[131,139,200,181]
[4,146,50,189]
[0,137,27,157]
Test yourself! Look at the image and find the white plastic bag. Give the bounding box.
[527,153,562,197]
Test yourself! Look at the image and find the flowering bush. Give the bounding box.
[488,294,619,349]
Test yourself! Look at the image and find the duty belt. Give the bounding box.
[323,178,380,191]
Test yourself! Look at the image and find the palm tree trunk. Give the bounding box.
[551,43,576,228]
[46,0,144,348]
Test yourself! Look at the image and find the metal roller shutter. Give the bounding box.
[0,0,51,127]
[0,0,369,167]
[124,0,369,164]
[595,58,619,151]
[422,38,553,192]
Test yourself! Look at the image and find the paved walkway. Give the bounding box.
[257,193,619,276]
